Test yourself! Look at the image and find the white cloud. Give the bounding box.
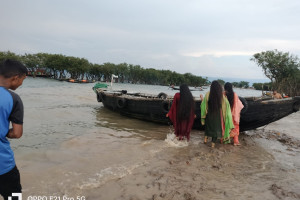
[181,51,256,58]
[1,0,300,79]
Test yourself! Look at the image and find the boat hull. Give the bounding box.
[239,97,299,131]
[95,89,300,132]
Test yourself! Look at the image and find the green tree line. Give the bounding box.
[252,82,272,91]
[0,51,209,86]
[215,79,249,88]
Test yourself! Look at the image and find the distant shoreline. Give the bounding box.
[207,77,269,86]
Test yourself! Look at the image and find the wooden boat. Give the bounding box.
[67,79,95,83]
[27,68,52,77]
[169,86,203,91]
[93,89,300,132]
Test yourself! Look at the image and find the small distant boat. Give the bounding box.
[68,79,79,83]
[93,88,300,132]
[27,68,52,77]
[201,85,209,89]
[169,86,203,91]
[191,87,204,91]
[68,79,94,83]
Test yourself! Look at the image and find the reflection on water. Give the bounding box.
[94,106,169,140]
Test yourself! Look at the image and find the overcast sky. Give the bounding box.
[1,0,300,79]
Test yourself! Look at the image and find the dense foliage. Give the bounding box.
[0,51,209,86]
[251,50,300,96]
[231,81,249,88]
[252,82,272,91]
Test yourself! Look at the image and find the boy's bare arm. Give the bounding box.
[7,123,23,138]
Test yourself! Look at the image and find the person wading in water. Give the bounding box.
[167,84,195,141]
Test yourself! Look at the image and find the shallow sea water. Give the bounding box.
[7,77,300,200]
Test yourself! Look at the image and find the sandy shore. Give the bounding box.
[264,112,300,140]
[17,111,300,200]
[84,112,300,200]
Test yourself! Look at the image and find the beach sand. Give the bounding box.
[264,112,300,140]
[85,112,300,200]
[17,111,300,200]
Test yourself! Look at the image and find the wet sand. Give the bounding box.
[18,112,300,200]
[91,129,300,199]
[263,112,300,140]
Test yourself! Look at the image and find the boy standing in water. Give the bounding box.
[0,59,27,199]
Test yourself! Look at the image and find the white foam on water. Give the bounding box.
[164,133,189,147]
[141,140,153,145]
[77,162,146,190]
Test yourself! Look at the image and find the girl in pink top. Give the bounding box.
[224,82,244,146]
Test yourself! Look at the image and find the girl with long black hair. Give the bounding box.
[200,81,234,147]
[224,82,244,146]
[167,84,195,141]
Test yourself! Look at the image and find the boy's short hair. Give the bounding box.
[0,59,28,78]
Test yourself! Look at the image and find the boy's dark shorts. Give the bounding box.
[0,166,22,200]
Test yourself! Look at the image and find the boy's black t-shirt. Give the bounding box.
[7,90,24,125]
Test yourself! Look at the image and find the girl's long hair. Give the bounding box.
[177,84,194,121]
[224,82,234,108]
[208,81,223,114]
